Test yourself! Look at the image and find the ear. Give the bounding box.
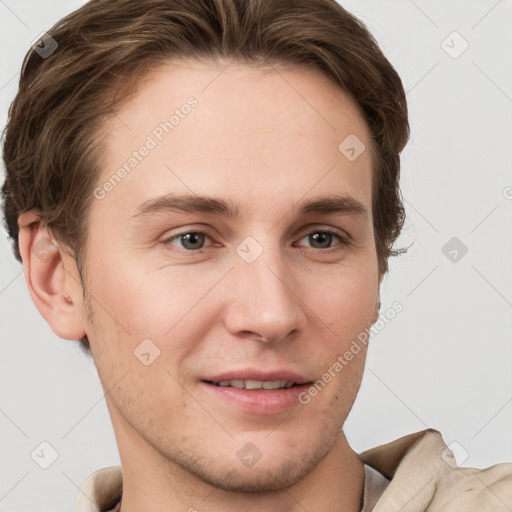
[17,210,86,340]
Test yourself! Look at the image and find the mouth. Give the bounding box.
[200,370,314,414]
[203,379,305,390]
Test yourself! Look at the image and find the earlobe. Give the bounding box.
[17,210,87,341]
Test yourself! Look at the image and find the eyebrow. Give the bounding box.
[129,193,368,221]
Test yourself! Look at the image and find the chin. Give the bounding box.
[174,441,333,493]
[197,459,313,492]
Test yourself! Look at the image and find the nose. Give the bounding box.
[223,247,306,344]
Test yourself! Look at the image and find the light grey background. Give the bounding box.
[1,1,511,510]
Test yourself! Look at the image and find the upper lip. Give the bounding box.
[202,368,312,385]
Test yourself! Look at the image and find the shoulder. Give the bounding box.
[73,466,123,512]
[359,428,512,511]
[433,461,512,510]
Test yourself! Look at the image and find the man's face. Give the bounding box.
[73,60,380,490]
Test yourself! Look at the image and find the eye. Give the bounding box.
[165,231,211,251]
[163,228,349,253]
[296,229,348,250]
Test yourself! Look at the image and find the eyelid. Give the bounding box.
[305,223,348,235]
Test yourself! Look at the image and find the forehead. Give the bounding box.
[93,59,374,222]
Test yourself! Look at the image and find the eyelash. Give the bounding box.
[162,228,350,254]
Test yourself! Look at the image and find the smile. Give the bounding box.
[207,379,296,390]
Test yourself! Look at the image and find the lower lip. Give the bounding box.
[200,381,312,415]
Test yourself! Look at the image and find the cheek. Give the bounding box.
[86,251,208,333]
[305,265,378,339]
[291,265,376,406]
[83,253,223,380]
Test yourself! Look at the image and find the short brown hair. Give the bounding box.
[1,0,409,348]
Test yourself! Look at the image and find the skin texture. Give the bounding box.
[18,60,382,512]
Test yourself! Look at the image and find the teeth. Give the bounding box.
[246,379,262,389]
[216,380,294,390]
